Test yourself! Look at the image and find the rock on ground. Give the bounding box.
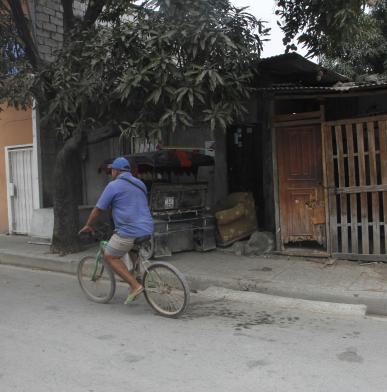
[218,231,275,256]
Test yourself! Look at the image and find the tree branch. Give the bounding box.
[7,0,41,69]
[83,0,106,27]
[86,124,121,145]
[61,0,75,34]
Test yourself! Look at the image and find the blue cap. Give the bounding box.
[110,157,131,171]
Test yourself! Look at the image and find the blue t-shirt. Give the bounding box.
[96,172,154,238]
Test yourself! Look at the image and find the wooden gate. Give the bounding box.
[323,115,387,261]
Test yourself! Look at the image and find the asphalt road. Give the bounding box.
[1,264,387,392]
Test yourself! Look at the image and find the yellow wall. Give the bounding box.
[0,105,33,233]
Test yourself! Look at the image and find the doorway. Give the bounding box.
[227,124,264,227]
[276,125,326,250]
[6,145,36,234]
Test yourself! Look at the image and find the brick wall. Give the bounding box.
[30,0,86,62]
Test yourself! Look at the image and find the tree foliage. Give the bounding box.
[2,0,268,137]
[0,1,35,106]
[275,0,386,77]
[322,3,387,79]
[0,0,268,253]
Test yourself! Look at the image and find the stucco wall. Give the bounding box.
[0,105,33,233]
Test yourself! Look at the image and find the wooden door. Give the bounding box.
[276,125,326,246]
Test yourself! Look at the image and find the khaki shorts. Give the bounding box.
[105,234,135,257]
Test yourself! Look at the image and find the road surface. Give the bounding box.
[1,264,387,392]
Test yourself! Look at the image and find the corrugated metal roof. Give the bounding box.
[257,81,387,94]
[258,53,349,84]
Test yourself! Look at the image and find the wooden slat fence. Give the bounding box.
[323,116,387,261]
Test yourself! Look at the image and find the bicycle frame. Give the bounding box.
[78,237,190,317]
[91,240,108,282]
[91,240,152,282]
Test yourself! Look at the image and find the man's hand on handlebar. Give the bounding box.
[79,225,95,235]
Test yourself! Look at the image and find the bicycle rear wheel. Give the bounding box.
[143,262,190,318]
[77,256,116,303]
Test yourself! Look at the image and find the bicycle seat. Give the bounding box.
[134,235,151,246]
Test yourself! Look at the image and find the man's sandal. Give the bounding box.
[124,287,144,305]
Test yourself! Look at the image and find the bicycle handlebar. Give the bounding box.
[79,227,110,241]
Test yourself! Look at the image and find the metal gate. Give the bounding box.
[323,115,387,261]
[6,146,35,234]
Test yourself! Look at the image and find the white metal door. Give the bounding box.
[6,146,35,234]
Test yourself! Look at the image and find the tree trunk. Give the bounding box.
[51,131,83,254]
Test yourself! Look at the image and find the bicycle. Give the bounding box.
[77,234,190,318]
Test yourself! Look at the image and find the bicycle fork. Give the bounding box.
[91,242,107,282]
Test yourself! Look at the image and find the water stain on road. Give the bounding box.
[45,305,60,312]
[124,354,145,363]
[234,333,277,343]
[248,267,273,272]
[337,348,364,363]
[247,360,270,369]
[96,334,115,341]
[342,331,361,339]
[183,299,299,331]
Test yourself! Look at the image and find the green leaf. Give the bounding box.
[210,118,216,131]
[159,110,173,125]
[176,87,188,102]
[188,90,194,107]
[195,70,207,84]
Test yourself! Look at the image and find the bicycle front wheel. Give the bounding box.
[143,262,190,318]
[77,256,116,303]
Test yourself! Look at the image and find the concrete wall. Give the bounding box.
[82,126,231,209]
[82,138,123,206]
[0,105,33,233]
[167,127,226,207]
[166,99,261,208]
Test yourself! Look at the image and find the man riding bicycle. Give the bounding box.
[80,157,154,304]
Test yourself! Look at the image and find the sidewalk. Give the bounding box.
[1,234,387,315]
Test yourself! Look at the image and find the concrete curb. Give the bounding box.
[183,272,387,316]
[202,287,368,317]
[0,250,78,275]
[0,249,382,316]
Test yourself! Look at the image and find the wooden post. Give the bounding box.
[379,120,387,253]
[346,123,358,254]
[320,104,331,254]
[324,125,338,252]
[367,121,380,254]
[335,125,348,253]
[271,100,282,251]
[356,122,369,254]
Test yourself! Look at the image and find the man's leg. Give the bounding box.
[104,234,143,295]
[104,254,142,293]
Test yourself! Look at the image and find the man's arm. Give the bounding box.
[79,207,103,233]
[79,182,114,234]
